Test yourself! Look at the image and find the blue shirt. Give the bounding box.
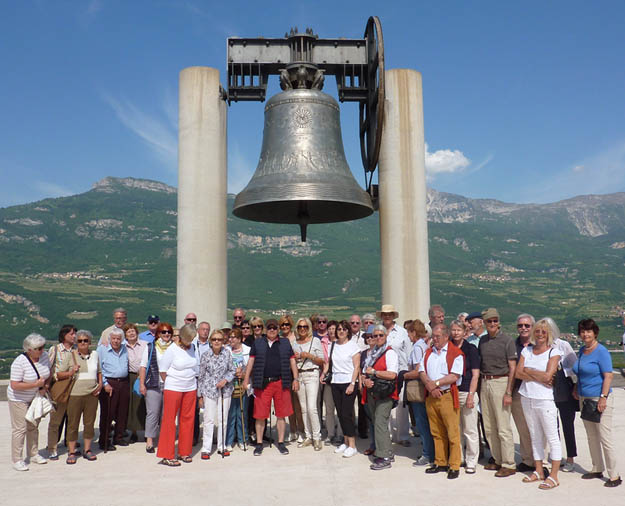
[97,344,129,384]
[139,330,156,344]
[573,343,613,397]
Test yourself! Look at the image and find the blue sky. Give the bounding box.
[1,0,624,208]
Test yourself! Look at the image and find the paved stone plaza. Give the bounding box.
[1,385,623,506]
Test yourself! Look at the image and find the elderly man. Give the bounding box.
[420,324,464,479]
[478,308,517,477]
[139,314,159,344]
[362,313,376,329]
[97,328,129,450]
[511,313,535,472]
[232,308,246,328]
[99,308,127,346]
[428,305,446,327]
[466,311,486,347]
[377,304,412,446]
[313,314,329,339]
[243,319,300,456]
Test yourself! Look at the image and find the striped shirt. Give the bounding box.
[8,353,51,403]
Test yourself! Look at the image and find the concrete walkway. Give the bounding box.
[1,389,623,506]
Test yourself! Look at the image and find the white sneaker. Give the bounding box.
[296,434,305,444]
[225,446,233,453]
[13,460,29,472]
[334,443,347,454]
[30,454,48,465]
[342,446,358,458]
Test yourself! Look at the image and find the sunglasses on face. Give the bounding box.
[317,320,327,324]
[160,330,172,335]
[486,319,499,324]
[234,316,243,320]
[297,325,309,329]
[252,325,263,329]
[517,323,531,328]
[241,326,250,330]
[280,323,291,327]
[373,333,385,338]
[350,321,360,325]
[364,335,374,339]
[77,339,90,344]
[210,338,224,343]
[185,318,197,322]
[267,326,278,331]
[337,327,348,332]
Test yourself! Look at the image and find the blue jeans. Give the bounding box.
[226,393,249,447]
[409,401,434,462]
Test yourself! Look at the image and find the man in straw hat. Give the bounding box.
[477,308,517,477]
[376,304,412,447]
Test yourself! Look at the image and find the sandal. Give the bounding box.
[82,450,97,461]
[179,455,192,463]
[522,470,543,483]
[66,454,77,465]
[539,476,559,490]
[159,458,181,467]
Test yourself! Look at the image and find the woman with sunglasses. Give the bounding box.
[321,319,343,445]
[58,330,102,463]
[250,317,265,340]
[293,317,325,450]
[322,320,360,458]
[281,315,305,443]
[226,328,251,450]
[157,324,199,466]
[8,334,52,471]
[139,322,174,453]
[198,329,236,459]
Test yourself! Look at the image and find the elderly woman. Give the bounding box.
[226,328,251,450]
[58,330,102,463]
[198,329,236,459]
[139,322,173,453]
[573,319,621,488]
[322,320,360,458]
[46,324,77,460]
[293,317,325,450]
[156,323,198,466]
[449,319,481,474]
[515,319,562,489]
[241,319,254,347]
[404,320,434,466]
[123,322,146,444]
[8,334,51,471]
[359,325,378,455]
[362,324,398,470]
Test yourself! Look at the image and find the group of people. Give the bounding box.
[7,304,622,488]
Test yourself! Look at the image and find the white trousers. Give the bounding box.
[458,391,480,468]
[520,395,562,462]
[297,371,321,440]
[202,394,231,454]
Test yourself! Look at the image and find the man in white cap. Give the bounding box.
[377,304,412,446]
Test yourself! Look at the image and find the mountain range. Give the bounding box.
[0,176,624,354]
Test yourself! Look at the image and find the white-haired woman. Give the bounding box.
[515,319,562,489]
[8,334,52,471]
[293,317,325,450]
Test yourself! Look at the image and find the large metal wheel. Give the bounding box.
[360,16,385,177]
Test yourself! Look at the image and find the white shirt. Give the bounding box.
[519,346,561,400]
[409,339,429,370]
[351,330,367,351]
[330,340,361,384]
[419,343,464,390]
[553,338,576,377]
[385,323,411,371]
[371,347,399,374]
[159,344,199,392]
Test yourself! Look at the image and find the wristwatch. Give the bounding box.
[600,393,609,399]
[435,380,440,387]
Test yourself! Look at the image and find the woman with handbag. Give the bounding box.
[572,319,621,488]
[321,320,342,446]
[362,324,399,470]
[139,322,174,454]
[544,317,579,473]
[283,315,305,443]
[123,322,146,444]
[58,330,102,463]
[322,320,360,458]
[46,324,77,460]
[293,317,325,450]
[198,329,235,459]
[359,325,377,455]
[404,320,434,467]
[515,319,562,489]
[8,333,52,471]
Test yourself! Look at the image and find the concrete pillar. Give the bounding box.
[378,69,430,322]
[177,67,227,328]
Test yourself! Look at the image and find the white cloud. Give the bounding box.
[101,92,177,170]
[425,143,471,179]
[572,164,584,173]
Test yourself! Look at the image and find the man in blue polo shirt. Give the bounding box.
[139,314,159,344]
[97,328,129,450]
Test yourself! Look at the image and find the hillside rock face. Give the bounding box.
[93,176,176,194]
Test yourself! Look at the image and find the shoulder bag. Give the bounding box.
[371,348,396,400]
[49,351,78,404]
[322,342,335,384]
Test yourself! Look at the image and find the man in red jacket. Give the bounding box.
[419,323,465,479]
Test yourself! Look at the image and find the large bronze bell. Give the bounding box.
[232,88,373,241]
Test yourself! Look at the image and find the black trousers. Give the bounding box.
[556,399,578,458]
[99,377,130,442]
[331,383,357,438]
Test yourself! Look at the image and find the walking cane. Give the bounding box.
[104,389,112,453]
[221,389,225,459]
[239,386,247,451]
